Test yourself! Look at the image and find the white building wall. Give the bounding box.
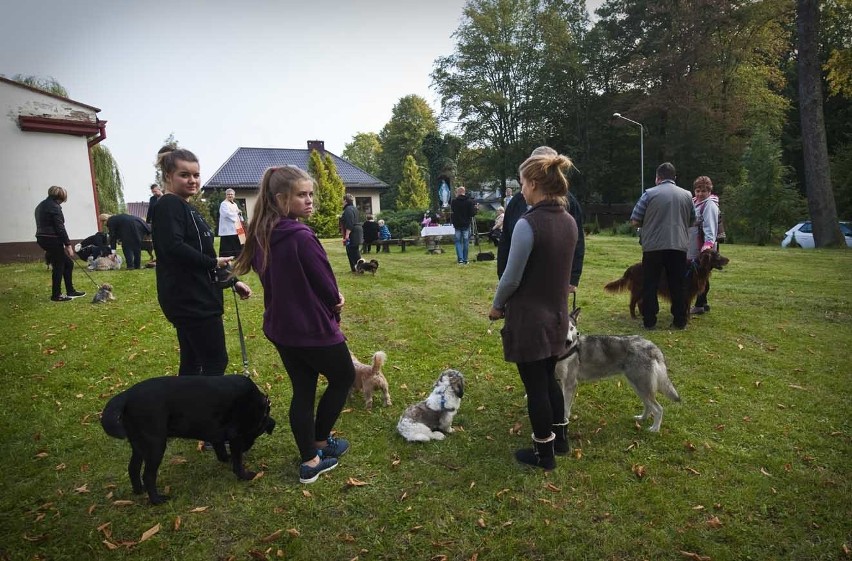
[0,82,100,245]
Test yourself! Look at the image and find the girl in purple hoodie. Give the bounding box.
[233,166,354,484]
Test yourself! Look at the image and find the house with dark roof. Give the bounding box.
[202,141,388,221]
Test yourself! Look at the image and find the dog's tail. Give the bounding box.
[100,391,128,439]
[604,270,632,293]
[371,351,387,376]
[655,358,681,403]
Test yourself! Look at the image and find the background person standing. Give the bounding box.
[688,176,721,315]
[630,162,695,330]
[218,188,244,258]
[450,186,477,264]
[341,193,363,272]
[34,185,85,302]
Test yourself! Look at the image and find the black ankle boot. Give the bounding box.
[553,421,570,455]
[515,434,556,470]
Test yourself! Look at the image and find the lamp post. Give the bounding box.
[613,112,645,195]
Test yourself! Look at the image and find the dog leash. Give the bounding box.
[459,320,497,370]
[72,256,103,289]
[231,286,250,375]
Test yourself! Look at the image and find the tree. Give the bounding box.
[421,131,463,208]
[378,95,439,209]
[396,155,430,210]
[725,128,806,245]
[342,132,382,177]
[305,150,343,238]
[796,0,844,246]
[9,74,68,96]
[91,144,125,215]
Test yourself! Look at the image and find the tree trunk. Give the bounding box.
[796,0,844,247]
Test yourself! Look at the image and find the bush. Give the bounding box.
[610,220,638,236]
[377,209,424,238]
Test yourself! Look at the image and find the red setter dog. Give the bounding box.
[604,250,730,318]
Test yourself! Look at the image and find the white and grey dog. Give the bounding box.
[397,369,465,442]
[555,308,681,432]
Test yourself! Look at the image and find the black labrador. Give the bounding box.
[101,375,275,505]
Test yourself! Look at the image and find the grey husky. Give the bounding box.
[555,308,681,432]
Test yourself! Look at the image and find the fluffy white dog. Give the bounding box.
[397,369,465,442]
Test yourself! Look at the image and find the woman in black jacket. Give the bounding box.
[34,186,85,302]
[151,146,252,376]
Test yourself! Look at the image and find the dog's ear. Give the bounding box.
[570,307,581,321]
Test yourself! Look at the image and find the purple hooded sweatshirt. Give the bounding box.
[254,218,345,348]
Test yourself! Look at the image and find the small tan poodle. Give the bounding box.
[349,351,391,409]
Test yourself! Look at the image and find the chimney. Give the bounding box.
[307,140,325,154]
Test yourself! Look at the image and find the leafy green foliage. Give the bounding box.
[305,150,344,238]
[91,144,126,215]
[375,208,423,238]
[342,132,382,177]
[396,155,430,210]
[0,238,849,560]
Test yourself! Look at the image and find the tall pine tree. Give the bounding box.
[306,150,343,238]
[396,155,430,210]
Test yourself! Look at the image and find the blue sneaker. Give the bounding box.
[319,436,349,458]
[299,455,338,484]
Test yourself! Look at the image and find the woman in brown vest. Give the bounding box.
[488,150,578,470]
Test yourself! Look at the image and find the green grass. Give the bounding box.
[0,237,849,561]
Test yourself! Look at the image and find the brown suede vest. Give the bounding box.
[501,201,577,363]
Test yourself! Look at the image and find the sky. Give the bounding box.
[2,0,603,204]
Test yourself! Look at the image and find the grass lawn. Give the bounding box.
[0,236,849,561]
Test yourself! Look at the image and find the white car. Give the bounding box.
[781,221,852,248]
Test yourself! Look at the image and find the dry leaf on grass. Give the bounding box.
[545,483,561,492]
[678,551,711,561]
[189,506,210,513]
[476,518,486,528]
[174,516,181,531]
[632,464,646,479]
[102,540,118,550]
[346,477,368,487]
[706,516,723,528]
[112,500,134,507]
[287,528,300,538]
[140,523,160,542]
[248,550,269,561]
[260,529,283,543]
[760,467,772,477]
[302,490,312,498]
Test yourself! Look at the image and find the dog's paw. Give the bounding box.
[430,431,446,440]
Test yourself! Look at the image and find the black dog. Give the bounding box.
[101,375,275,505]
[355,258,379,274]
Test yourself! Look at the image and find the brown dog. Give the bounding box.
[349,351,391,409]
[604,250,730,318]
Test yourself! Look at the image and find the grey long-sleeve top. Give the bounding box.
[492,218,534,310]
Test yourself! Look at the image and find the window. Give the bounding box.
[356,197,372,217]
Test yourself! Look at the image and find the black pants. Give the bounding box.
[641,249,688,328]
[345,243,362,271]
[274,342,355,462]
[121,242,142,269]
[174,316,228,376]
[516,356,563,440]
[37,236,76,298]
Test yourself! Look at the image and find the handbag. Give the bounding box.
[236,217,246,245]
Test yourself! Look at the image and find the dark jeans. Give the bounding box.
[174,316,228,376]
[345,242,362,271]
[516,356,563,440]
[121,242,142,269]
[641,249,688,328]
[274,342,355,462]
[37,236,75,298]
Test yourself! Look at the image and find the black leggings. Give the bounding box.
[516,356,563,440]
[274,342,355,462]
[174,316,228,376]
[37,236,75,298]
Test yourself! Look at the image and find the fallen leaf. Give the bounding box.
[55,463,66,471]
[139,523,160,542]
[545,483,561,492]
[189,506,210,513]
[684,442,696,451]
[34,452,48,459]
[169,456,188,465]
[248,550,269,561]
[102,540,118,550]
[260,529,283,543]
[346,477,368,487]
[112,500,134,506]
[23,533,47,542]
[685,467,701,476]
[469,481,475,489]
[87,504,96,515]
[502,521,513,527]
[760,467,771,477]
[632,464,646,479]
[692,505,705,510]
[678,551,711,560]
[476,518,486,528]
[302,490,312,498]
[789,384,806,390]
[409,525,423,533]
[74,484,89,494]
[706,516,723,529]
[287,528,300,537]
[174,516,181,531]
[476,405,485,411]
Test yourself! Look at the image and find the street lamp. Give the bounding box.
[613,112,645,195]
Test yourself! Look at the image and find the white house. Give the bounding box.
[0,77,107,262]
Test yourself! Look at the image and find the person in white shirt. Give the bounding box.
[218,188,243,257]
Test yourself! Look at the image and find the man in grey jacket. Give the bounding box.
[630,162,695,330]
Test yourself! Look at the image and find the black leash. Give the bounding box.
[459,319,496,370]
[72,257,102,289]
[231,286,250,375]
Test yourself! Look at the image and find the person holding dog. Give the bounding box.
[488,150,578,471]
[233,165,355,485]
[34,185,86,302]
[341,193,363,272]
[688,176,721,315]
[152,145,252,377]
[100,213,150,270]
[630,162,695,330]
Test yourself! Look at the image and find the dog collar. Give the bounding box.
[557,342,579,362]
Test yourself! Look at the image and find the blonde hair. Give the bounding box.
[518,150,573,207]
[232,165,315,276]
[47,185,67,203]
